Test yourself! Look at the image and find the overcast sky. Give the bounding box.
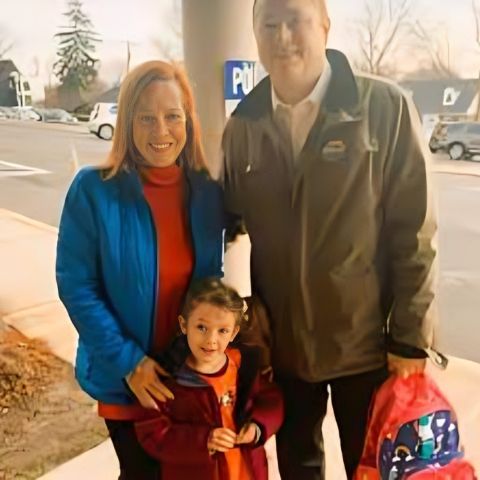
[1,0,478,97]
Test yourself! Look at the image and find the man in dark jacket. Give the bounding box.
[222,0,438,478]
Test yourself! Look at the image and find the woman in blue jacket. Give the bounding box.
[56,61,224,479]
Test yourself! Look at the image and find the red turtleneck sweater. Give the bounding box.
[98,165,194,420]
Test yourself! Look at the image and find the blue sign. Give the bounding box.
[224,60,256,100]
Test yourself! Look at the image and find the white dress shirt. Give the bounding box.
[272,60,332,160]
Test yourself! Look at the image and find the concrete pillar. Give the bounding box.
[182,0,257,297]
[182,0,257,178]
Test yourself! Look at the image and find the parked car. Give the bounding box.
[88,102,117,140]
[0,107,9,119]
[429,121,480,160]
[35,108,78,124]
[9,106,42,121]
[73,103,94,122]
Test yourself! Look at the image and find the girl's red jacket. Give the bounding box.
[134,345,284,480]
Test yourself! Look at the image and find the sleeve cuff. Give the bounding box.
[253,423,262,444]
[387,338,428,359]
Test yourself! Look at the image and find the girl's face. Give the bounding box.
[179,302,240,373]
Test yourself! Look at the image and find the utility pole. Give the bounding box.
[476,70,480,121]
[126,40,131,74]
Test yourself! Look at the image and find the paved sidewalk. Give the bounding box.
[433,157,480,177]
[36,357,480,480]
[1,208,479,479]
[0,209,77,364]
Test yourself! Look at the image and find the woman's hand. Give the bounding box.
[126,356,174,410]
[236,423,259,445]
[207,427,237,453]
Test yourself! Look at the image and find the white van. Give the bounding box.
[88,103,117,140]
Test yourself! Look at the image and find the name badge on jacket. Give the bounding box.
[321,140,348,162]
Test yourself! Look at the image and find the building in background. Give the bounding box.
[401,78,480,139]
[0,60,32,107]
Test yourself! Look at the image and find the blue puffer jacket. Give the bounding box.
[56,166,224,404]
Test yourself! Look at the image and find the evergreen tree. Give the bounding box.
[53,0,100,90]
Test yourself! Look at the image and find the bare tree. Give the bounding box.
[473,0,480,50]
[411,21,458,78]
[150,0,183,61]
[0,24,13,59]
[353,0,460,79]
[0,39,13,59]
[354,0,413,77]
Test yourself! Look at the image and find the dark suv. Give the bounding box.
[429,122,480,160]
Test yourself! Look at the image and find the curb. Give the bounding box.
[432,158,480,178]
[0,208,58,234]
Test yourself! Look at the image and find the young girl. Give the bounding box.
[134,277,284,480]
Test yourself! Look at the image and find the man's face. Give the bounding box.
[254,0,329,88]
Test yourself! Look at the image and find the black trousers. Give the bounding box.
[105,419,160,480]
[276,367,388,480]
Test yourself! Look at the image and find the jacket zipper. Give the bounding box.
[208,383,256,480]
[206,384,226,478]
[209,384,223,427]
[184,172,197,285]
[144,199,159,353]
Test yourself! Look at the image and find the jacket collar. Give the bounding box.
[112,165,208,200]
[271,58,331,112]
[233,49,359,121]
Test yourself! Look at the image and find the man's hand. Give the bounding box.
[126,356,173,410]
[208,427,237,453]
[236,423,258,445]
[387,353,426,379]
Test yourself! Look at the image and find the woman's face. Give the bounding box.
[133,79,187,168]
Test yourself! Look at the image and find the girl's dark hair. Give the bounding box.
[182,277,247,326]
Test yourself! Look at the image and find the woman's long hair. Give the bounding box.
[104,61,208,177]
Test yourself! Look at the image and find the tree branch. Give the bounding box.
[0,40,13,59]
[411,20,457,77]
[354,0,413,76]
[374,0,411,70]
[473,0,480,49]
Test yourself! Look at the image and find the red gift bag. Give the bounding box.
[354,373,476,480]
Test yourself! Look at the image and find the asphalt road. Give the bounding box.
[1,120,479,362]
[0,119,110,226]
